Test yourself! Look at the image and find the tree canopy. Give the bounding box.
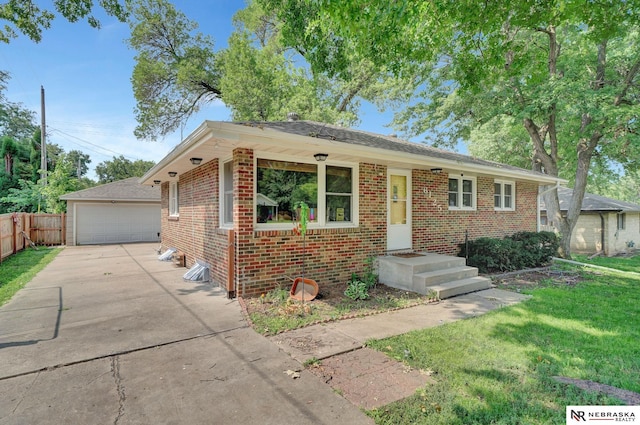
[264,0,640,258]
[0,0,128,43]
[95,155,155,183]
[126,0,221,140]
[126,0,413,139]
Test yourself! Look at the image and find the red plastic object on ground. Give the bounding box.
[289,277,319,301]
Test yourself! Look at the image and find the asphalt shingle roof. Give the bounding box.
[60,177,160,201]
[544,187,640,212]
[251,120,544,178]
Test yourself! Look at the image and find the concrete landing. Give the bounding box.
[378,252,491,298]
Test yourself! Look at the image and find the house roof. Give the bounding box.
[542,187,640,213]
[256,193,278,207]
[140,120,567,186]
[60,177,160,202]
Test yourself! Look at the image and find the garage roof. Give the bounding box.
[542,187,640,213]
[60,177,160,202]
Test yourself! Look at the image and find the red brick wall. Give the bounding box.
[232,154,387,296]
[412,170,538,255]
[160,149,539,297]
[160,159,230,288]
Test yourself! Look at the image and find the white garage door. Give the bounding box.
[76,203,161,245]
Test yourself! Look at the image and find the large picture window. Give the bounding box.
[448,175,476,210]
[255,157,357,228]
[256,159,318,224]
[494,180,515,211]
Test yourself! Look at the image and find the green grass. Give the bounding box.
[0,247,62,306]
[366,264,640,424]
[573,253,640,273]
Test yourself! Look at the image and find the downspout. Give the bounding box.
[537,182,560,232]
[599,212,605,255]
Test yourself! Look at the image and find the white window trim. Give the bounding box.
[448,174,476,211]
[220,158,234,229]
[254,153,359,230]
[494,179,516,211]
[169,181,179,217]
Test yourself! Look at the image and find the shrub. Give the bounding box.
[460,231,558,273]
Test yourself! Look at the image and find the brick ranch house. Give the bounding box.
[140,120,564,298]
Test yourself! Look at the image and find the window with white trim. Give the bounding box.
[494,180,515,211]
[169,181,179,217]
[255,156,357,228]
[448,175,476,210]
[221,160,234,227]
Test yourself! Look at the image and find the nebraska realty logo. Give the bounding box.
[567,406,638,423]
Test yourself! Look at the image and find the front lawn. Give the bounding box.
[573,252,640,273]
[366,261,640,424]
[0,247,61,306]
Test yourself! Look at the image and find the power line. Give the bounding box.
[48,127,141,161]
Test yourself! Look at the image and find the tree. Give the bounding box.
[66,150,91,178]
[268,0,640,258]
[126,0,220,140]
[95,155,155,183]
[127,0,414,138]
[0,178,41,212]
[41,154,83,213]
[0,0,128,43]
[0,71,37,141]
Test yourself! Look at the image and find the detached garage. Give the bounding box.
[61,177,161,246]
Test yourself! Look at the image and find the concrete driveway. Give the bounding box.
[0,244,372,425]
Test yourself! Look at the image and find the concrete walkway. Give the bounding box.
[0,244,372,425]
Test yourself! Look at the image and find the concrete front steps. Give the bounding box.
[377,252,492,299]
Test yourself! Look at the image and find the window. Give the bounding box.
[326,166,352,222]
[255,156,357,228]
[222,160,233,227]
[256,159,318,224]
[617,213,626,230]
[169,181,179,217]
[448,175,476,210]
[494,180,515,211]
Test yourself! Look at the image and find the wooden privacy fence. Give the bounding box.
[0,212,65,261]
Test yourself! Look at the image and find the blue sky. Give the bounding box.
[1,1,405,180]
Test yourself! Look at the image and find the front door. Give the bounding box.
[387,169,412,251]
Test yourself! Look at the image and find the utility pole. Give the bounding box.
[40,85,47,186]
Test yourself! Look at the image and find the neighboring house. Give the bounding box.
[140,119,564,298]
[541,187,640,256]
[60,177,161,246]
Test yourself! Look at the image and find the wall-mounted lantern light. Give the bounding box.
[430,168,443,175]
[190,157,203,165]
[314,153,328,162]
[168,171,177,177]
[153,180,161,185]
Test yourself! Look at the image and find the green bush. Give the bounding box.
[460,231,558,273]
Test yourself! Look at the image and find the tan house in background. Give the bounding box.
[541,187,640,256]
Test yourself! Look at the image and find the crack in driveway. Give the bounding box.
[111,356,125,425]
